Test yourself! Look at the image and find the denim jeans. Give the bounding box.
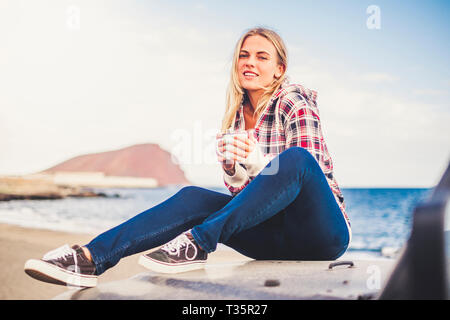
[85,147,351,275]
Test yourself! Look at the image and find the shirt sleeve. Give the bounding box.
[222,163,250,197]
[284,97,323,163]
[240,143,276,177]
[223,145,278,196]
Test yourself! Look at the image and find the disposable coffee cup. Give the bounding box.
[216,130,248,160]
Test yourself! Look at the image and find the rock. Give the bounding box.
[264,279,280,287]
[0,193,63,201]
[0,176,107,201]
[41,143,190,187]
[0,142,189,200]
[66,190,107,198]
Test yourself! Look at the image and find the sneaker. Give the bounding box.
[138,232,207,274]
[24,244,97,287]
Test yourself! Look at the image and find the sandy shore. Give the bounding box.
[0,223,250,300]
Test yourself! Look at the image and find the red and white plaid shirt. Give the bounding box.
[223,82,349,224]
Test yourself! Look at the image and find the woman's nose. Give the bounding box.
[245,55,256,67]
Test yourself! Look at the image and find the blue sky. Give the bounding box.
[0,0,449,187]
[134,1,450,70]
[123,0,450,108]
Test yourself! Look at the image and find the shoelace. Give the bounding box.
[43,244,78,266]
[161,234,197,260]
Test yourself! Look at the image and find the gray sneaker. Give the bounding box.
[24,244,97,287]
[139,232,208,274]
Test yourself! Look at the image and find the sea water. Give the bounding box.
[0,186,431,258]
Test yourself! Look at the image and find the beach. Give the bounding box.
[0,223,249,300]
[0,223,140,299]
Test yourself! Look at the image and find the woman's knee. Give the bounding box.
[276,147,317,174]
[282,147,315,163]
[175,185,231,207]
[175,186,205,198]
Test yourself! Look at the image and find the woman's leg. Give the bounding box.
[191,147,350,260]
[278,161,350,260]
[225,171,350,260]
[85,186,232,275]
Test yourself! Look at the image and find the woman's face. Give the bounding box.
[237,35,284,94]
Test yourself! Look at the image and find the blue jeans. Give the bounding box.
[85,147,351,275]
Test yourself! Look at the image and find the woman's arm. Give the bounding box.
[223,163,250,196]
[217,133,251,196]
[239,143,276,177]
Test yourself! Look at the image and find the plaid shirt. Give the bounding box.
[223,83,349,224]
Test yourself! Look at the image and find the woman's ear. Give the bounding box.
[274,63,285,79]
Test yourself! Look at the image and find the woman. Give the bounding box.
[24,27,351,288]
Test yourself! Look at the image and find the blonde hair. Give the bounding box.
[221,27,288,132]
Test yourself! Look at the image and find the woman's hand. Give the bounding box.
[216,130,257,174]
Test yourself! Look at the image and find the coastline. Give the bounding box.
[0,223,250,300]
[0,175,108,201]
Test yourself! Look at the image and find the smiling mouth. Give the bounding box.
[243,71,258,78]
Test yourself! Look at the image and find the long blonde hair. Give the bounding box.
[221,27,288,132]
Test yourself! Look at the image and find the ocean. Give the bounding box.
[0,186,431,258]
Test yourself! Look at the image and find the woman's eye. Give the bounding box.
[239,55,267,60]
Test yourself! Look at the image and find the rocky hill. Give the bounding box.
[41,143,190,186]
[0,143,190,201]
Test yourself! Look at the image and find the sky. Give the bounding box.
[0,0,449,188]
